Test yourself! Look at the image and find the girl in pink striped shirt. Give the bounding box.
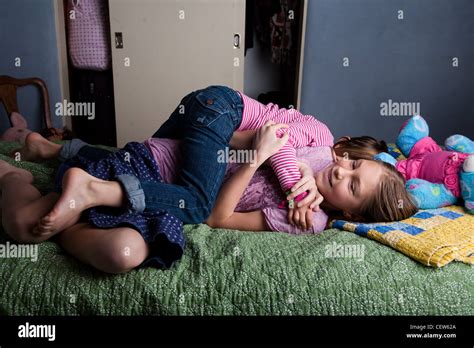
[236,92,334,196]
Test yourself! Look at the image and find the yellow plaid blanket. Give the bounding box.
[330,205,474,267]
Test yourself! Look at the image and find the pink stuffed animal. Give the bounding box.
[0,112,32,143]
[0,112,75,143]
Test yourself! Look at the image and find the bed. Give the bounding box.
[0,141,472,315]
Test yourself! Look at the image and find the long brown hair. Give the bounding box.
[334,136,388,160]
[359,161,418,222]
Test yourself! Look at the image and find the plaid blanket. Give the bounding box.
[330,206,474,267]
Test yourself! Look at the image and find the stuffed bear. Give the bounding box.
[375,115,474,214]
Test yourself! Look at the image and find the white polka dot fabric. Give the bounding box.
[67,0,111,70]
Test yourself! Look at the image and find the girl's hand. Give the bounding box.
[287,162,324,211]
[288,204,314,230]
[253,121,289,165]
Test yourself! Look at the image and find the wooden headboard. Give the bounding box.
[0,75,52,129]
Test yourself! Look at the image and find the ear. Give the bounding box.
[10,112,28,128]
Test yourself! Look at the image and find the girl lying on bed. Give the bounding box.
[0,86,416,273]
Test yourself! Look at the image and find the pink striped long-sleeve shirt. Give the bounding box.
[237,92,334,192]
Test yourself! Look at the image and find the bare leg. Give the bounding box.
[0,160,60,243]
[58,223,149,274]
[36,167,125,235]
[11,132,62,162]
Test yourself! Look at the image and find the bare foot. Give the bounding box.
[33,167,102,236]
[0,160,33,186]
[10,132,61,162]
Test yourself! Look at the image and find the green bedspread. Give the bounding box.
[0,141,472,315]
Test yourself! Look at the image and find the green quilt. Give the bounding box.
[0,141,472,315]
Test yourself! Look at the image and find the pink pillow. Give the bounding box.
[66,0,111,71]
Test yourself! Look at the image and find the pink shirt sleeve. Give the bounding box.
[262,207,329,234]
[270,118,335,192]
[276,118,335,148]
[268,142,300,192]
[236,91,334,193]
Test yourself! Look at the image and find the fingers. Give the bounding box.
[253,122,290,163]
[265,121,290,139]
[289,179,318,206]
[297,208,313,230]
[289,205,315,230]
[310,195,324,211]
[296,189,316,207]
[277,132,289,146]
[263,120,289,129]
[288,177,311,199]
[287,208,295,226]
[269,121,289,129]
[305,208,313,229]
[293,209,300,226]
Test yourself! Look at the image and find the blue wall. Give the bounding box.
[300,0,474,144]
[0,0,62,132]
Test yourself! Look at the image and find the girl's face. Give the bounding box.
[315,152,384,217]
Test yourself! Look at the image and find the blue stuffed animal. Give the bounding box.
[374,115,474,213]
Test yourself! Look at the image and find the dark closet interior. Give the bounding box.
[244,0,304,109]
[63,0,117,146]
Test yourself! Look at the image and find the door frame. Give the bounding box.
[53,0,71,129]
[295,0,307,110]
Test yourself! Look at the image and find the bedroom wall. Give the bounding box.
[0,0,63,132]
[300,0,474,143]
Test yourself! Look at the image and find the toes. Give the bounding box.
[42,214,54,224]
[38,224,52,235]
[36,214,58,235]
[35,227,50,236]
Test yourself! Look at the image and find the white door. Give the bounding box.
[109,0,246,146]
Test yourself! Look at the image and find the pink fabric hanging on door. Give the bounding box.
[66,0,111,70]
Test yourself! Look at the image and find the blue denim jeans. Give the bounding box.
[61,85,243,224]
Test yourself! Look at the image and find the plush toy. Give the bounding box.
[0,112,75,143]
[374,115,474,214]
[0,112,32,143]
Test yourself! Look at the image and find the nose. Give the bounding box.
[334,164,350,180]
